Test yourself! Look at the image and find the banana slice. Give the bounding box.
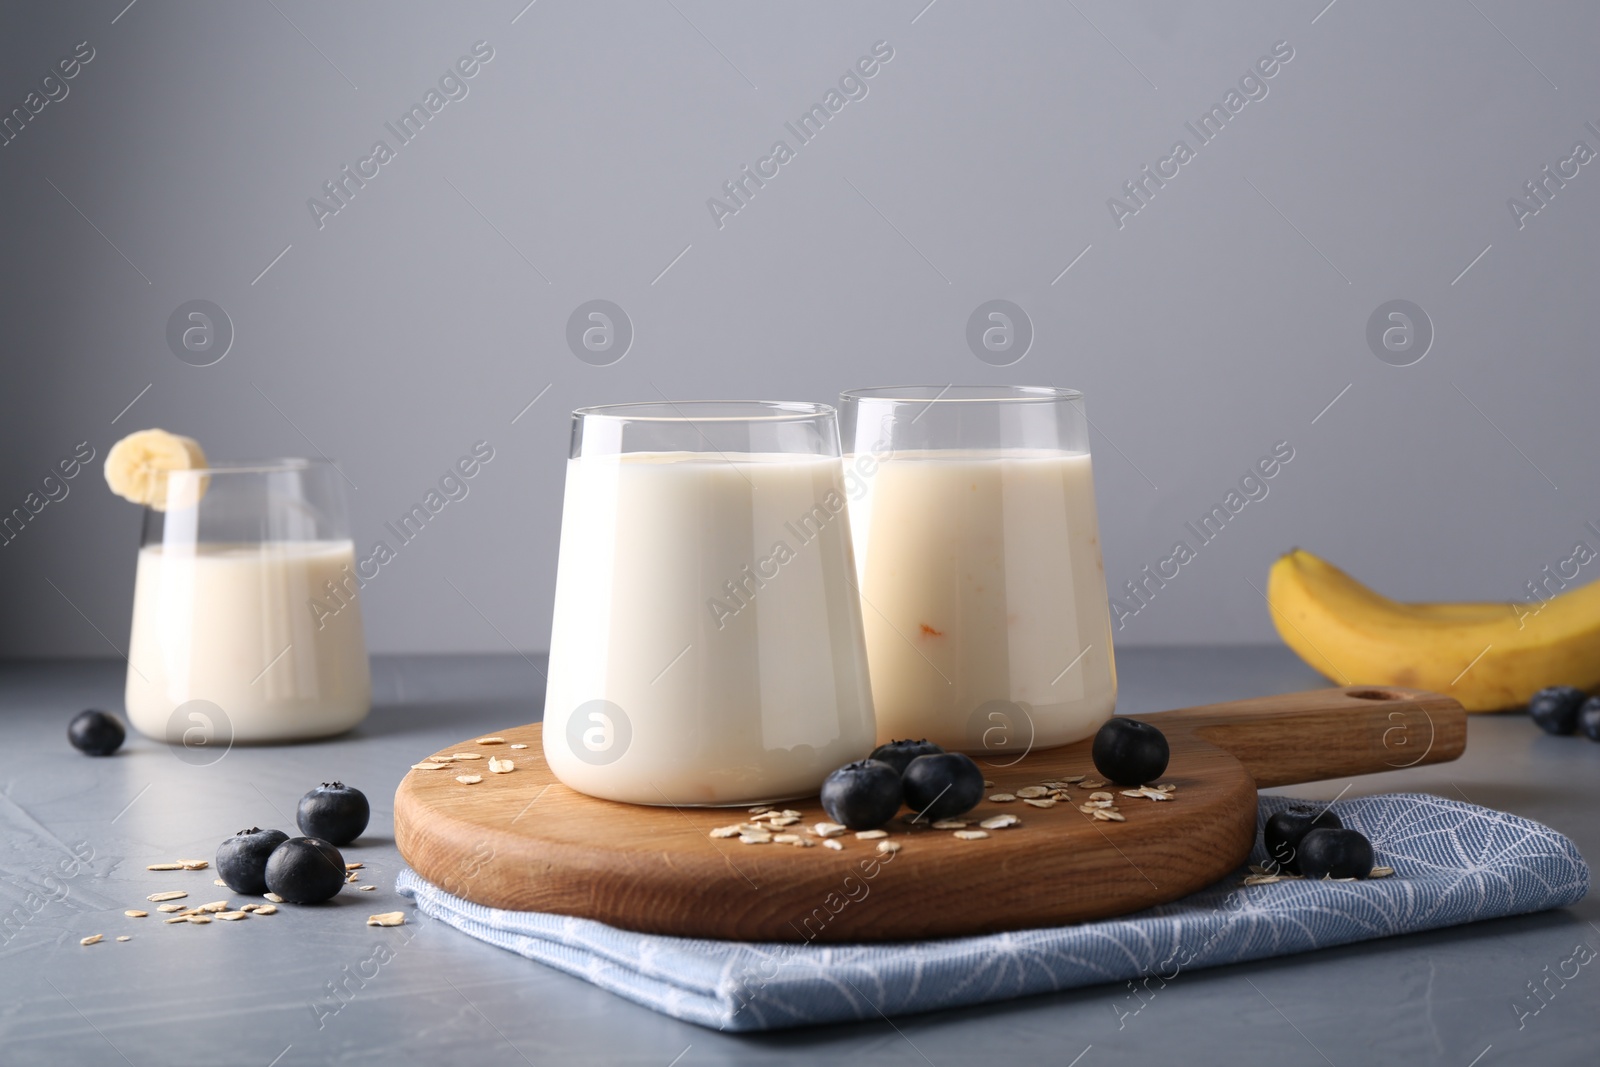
[104,429,207,510]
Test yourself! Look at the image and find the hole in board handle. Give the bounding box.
[1345,688,1402,701]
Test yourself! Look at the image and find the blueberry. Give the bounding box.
[67,709,125,756]
[1580,697,1600,742]
[296,782,370,846]
[1527,686,1586,735]
[1297,827,1376,880]
[1262,806,1343,874]
[868,739,945,777]
[264,837,347,904]
[820,760,903,830]
[216,827,290,895]
[1091,718,1169,786]
[902,752,985,822]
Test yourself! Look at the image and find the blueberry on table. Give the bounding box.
[264,837,347,904]
[868,739,945,777]
[1262,806,1342,874]
[1091,718,1170,786]
[1580,697,1600,742]
[297,782,370,846]
[216,827,290,895]
[902,752,984,822]
[820,760,903,830]
[1296,827,1376,880]
[67,709,125,756]
[1527,686,1587,735]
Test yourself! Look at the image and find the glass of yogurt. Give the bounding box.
[542,401,877,806]
[839,386,1117,759]
[125,459,371,746]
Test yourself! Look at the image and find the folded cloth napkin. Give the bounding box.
[396,792,1587,1032]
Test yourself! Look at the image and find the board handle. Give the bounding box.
[1130,686,1467,789]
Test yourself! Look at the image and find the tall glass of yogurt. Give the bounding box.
[125,459,371,747]
[543,401,876,806]
[839,386,1116,759]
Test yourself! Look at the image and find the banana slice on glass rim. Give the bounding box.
[103,429,208,511]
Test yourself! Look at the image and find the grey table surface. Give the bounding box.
[1,647,1594,1067]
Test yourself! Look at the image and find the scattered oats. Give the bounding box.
[367,912,406,927]
[1078,780,1105,789]
[187,915,213,925]
[766,816,800,827]
[1022,797,1056,809]
[979,814,1020,830]
[455,774,483,785]
[346,872,359,883]
[823,839,844,851]
[1092,809,1126,822]
[953,830,989,841]
[854,830,888,840]
[476,737,506,745]
[156,904,185,914]
[1057,775,1088,784]
[772,834,801,844]
[254,904,278,915]
[488,757,515,774]
[748,806,774,815]
[1141,788,1173,801]
[146,863,182,871]
[931,820,969,830]
[988,793,1017,803]
[200,901,231,913]
[216,911,249,921]
[1015,786,1049,799]
[1090,791,1114,801]
[116,935,131,942]
[345,862,364,870]
[359,885,376,892]
[175,908,202,918]
[510,743,529,750]
[736,823,769,834]
[1156,783,1175,792]
[1369,866,1395,879]
[238,905,259,913]
[430,754,458,761]
[1331,876,1358,882]
[738,832,773,845]
[781,810,802,819]
[1120,790,1146,798]
[180,860,209,870]
[811,822,847,838]
[147,891,187,902]
[264,892,284,903]
[791,838,815,848]
[451,753,483,761]
[876,840,901,854]
[213,879,229,887]
[163,916,190,924]
[1248,864,1276,877]
[411,762,449,771]
[983,780,995,789]
[124,909,149,918]
[709,825,741,839]
[1243,874,1281,886]
[80,934,103,946]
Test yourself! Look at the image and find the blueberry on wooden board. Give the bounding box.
[1091,718,1169,786]
[820,760,903,830]
[868,739,944,777]
[902,752,984,821]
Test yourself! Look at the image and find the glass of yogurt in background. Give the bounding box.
[125,459,371,746]
[839,386,1117,759]
[542,401,876,806]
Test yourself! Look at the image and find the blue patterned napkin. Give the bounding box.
[396,793,1587,1031]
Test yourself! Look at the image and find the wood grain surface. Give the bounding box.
[394,686,1465,941]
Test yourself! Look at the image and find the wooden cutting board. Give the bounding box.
[394,686,1464,942]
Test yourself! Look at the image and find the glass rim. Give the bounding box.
[572,400,836,423]
[166,457,339,478]
[840,385,1083,404]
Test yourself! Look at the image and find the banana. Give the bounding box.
[1265,548,1600,712]
[104,429,207,510]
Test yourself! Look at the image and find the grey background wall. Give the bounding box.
[1,0,1596,658]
